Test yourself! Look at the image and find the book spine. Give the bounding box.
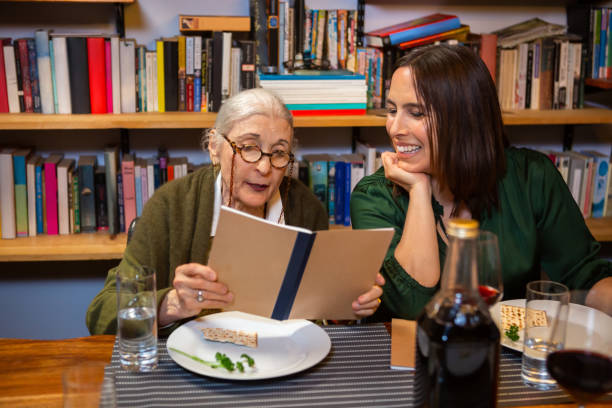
[78,163,96,232]
[72,173,80,233]
[145,51,154,112]
[156,39,165,113]
[290,108,366,116]
[44,161,58,235]
[343,161,351,226]
[3,45,20,113]
[105,39,113,113]
[119,39,136,113]
[121,159,136,231]
[135,163,143,216]
[110,36,121,113]
[141,163,149,207]
[13,43,25,112]
[104,149,118,235]
[66,36,91,114]
[27,161,37,236]
[334,161,345,225]
[193,36,202,112]
[52,36,72,114]
[35,164,44,234]
[26,38,41,113]
[178,36,187,112]
[35,30,54,114]
[57,163,70,235]
[0,41,8,113]
[147,161,155,199]
[49,39,59,113]
[117,172,125,233]
[138,46,146,112]
[327,159,336,224]
[87,37,107,114]
[221,32,232,101]
[0,152,16,239]
[17,39,33,112]
[163,40,178,111]
[95,170,108,231]
[13,155,28,237]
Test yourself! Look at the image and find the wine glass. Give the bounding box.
[545,291,612,407]
[477,230,503,306]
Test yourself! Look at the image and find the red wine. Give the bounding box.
[546,350,612,403]
[478,285,501,306]
[415,303,500,408]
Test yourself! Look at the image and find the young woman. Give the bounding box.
[351,44,611,321]
[87,88,384,335]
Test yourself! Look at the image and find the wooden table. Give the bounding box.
[0,335,609,408]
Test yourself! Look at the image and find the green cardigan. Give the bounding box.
[351,147,612,321]
[86,165,328,335]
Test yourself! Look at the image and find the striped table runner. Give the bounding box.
[109,323,577,407]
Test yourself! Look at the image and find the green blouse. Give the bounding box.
[86,165,328,335]
[351,147,612,321]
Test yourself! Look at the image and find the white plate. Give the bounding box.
[490,299,612,353]
[166,311,331,380]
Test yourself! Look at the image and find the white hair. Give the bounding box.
[202,88,294,154]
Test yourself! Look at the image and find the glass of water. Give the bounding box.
[521,280,569,390]
[116,265,158,372]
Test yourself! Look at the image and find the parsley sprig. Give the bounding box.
[169,347,256,373]
[505,324,520,342]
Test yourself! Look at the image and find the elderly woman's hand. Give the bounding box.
[158,263,234,327]
[351,273,385,317]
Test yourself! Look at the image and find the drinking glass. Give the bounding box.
[117,265,158,371]
[546,291,612,407]
[477,231,503,306]
[63,362,116,408]
[521,280,570,390]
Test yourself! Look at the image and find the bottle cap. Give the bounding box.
[447,218,479,238]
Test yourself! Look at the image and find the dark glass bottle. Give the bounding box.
[414,219,500,408]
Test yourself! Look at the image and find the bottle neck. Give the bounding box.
[441,235,479,296]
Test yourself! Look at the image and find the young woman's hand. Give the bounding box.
[351,273,385,317]
[381,151,431,195]
[158,263,234,326]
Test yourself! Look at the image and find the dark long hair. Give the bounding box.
[394,44,508,219]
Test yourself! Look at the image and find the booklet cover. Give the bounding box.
[208,206,394,320]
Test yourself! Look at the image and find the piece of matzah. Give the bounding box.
[201,327,258,348]
[500,304,547,330]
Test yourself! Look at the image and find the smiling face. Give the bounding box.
[209,114,293,216]
[386,67,435,175]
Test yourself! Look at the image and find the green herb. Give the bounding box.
[169,347,256,373]
[505,324,520,342]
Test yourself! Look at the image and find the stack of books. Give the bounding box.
[258,70,367,116]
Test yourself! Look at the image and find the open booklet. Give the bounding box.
[208,206,394,321]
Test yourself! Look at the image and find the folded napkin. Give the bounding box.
[390,318,416,370]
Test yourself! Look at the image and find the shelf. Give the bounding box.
[0,108,611,130]
[0,232,127,262]
[1,220,610,261]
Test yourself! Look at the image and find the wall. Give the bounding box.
[0,1,609,339]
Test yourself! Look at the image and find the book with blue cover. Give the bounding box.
[365,13,461,48]
[208,206,393,320]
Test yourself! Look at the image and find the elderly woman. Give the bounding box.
[351,44,612,321]
[87,88,384,335]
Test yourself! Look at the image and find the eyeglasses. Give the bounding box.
[222,134,294,169]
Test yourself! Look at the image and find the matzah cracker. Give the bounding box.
[500,304,547,330]
[201,328,258,348]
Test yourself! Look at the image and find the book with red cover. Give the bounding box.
[397,24,470,50]
[291,109,366,116]
[16,38,33,112]
[44,153,64,236]
[87,37,107,113]
[121,153,137,232]
[479,33,498,83]
[0,38,11,112]
[365,13,461,48]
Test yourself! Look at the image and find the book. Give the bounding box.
[34,157,44,234]
[121,153,137,232]
[208,206,394,320]
[156,39,165,113]
[95,166,108,231]
[365,13,461,48]
[397,24,470,50]
[110,35,121,113]
[179,15,250,32]
[16,39,33,112]
[57,158,75,235]
[26,154,41,236]
[51,35,72,114]
[87,37,107,114]
[66,36,91,114]
[0,38,9,113]
[163,38,178,112]
[3,44,20,113]
[120,39,136,113]
[0,148,16,239]
[13,148,32,237]
[26,38,41,113]
[104,146,119,235]
[34,30,54,114]
[78,155,97,233]
[582,151,609,218]
[44,153,64,235]
[493,18,567,49]
[105,39,112,112]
